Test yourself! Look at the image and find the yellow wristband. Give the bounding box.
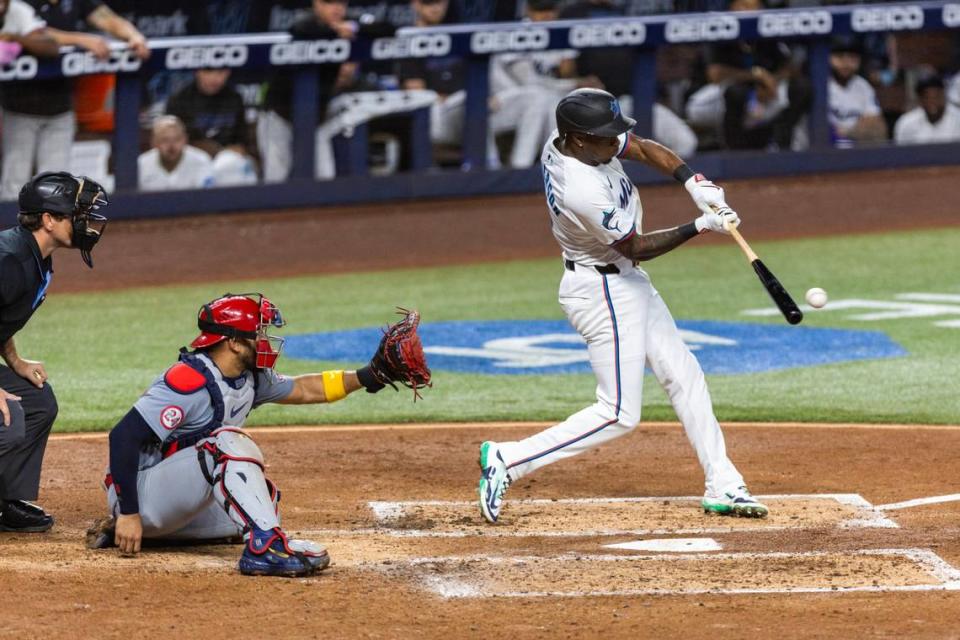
[321,370,347,402]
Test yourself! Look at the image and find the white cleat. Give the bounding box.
[478,441,511,523]
[702,486,768,518]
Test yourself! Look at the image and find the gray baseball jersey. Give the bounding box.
[120,352,294,472]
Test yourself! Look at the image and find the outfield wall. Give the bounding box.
[1,1,958,222]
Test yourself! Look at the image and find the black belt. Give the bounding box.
[564,259,620,275]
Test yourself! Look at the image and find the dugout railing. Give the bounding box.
[1,1,958,222]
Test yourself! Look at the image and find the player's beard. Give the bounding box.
[240,339,259,372]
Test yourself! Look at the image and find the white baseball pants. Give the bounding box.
[497,261,745,497]
[431,87,553,169]
[0,110,76,200]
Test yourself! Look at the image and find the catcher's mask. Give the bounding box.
[190,293,286,370]
[18,171,109,269]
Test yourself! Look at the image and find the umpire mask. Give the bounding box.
[72,177,109,268]
[18,172,109,268]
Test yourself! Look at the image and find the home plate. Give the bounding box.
[604,538,722,552]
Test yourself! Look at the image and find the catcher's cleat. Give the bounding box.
[85,515,117,549]
[478,441,511,523]
[702,486,769,518]
[0,500,54,533]
[238,527,329,577]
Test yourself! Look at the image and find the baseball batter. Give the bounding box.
[87,294,429,577]
[478,88,767,523]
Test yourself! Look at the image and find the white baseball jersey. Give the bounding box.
[138,146,215,192]
[828,75,881,132]
[0,0,46,36]
[540,129,643,266]
[893,105,960,145]
[496,126,747,498]
[948,74,960,108]
[491,50,578,93]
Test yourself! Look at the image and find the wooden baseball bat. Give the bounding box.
[725,222,803,325]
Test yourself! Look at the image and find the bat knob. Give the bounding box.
[787,310,804,325]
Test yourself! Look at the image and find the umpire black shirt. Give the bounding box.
[0,226,53,345]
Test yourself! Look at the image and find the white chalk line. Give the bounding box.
[404,549,960,598]
[365,494,898,537]
[875,494,960,511]
[47,421,960,441]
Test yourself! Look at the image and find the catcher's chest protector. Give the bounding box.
[161,353,257,457]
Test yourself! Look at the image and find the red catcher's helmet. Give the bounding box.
[190,293,286,370]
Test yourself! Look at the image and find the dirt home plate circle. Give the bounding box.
[805,287,828,308]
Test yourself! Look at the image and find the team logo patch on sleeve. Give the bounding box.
[159,405,185,430]
[601,208,622,231]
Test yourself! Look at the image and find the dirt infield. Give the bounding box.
[4,166,959,637]
[47,164,960,293]
[4,422,960,639]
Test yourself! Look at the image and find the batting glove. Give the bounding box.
[694,207,740,234]
[685,174,732,217]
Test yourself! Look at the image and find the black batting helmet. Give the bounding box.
[556,88,636,138]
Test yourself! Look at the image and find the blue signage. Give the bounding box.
[284,319,906,375]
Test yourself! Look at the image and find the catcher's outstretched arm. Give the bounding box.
[279,308,431,404]
[279,371,365,404]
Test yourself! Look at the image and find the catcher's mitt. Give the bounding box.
[368,308,432,400]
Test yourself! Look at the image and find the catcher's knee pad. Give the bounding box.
[205,428,281,531]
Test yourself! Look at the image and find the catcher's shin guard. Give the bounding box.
[203,428,281,531]
[202,429,329,576]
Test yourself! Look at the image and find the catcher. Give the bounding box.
[86,293,430,577]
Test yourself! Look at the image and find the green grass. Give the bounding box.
[16,227,960,432]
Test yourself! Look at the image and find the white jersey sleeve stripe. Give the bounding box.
[609,226,636,246]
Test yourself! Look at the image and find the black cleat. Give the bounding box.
[0,500,55,533]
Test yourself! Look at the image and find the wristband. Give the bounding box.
[673,163,696,184]
[680,221,701,238]
[356,365,386,394]
[321,370,347,402]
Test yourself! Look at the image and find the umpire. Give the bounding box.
[0,172,108,532]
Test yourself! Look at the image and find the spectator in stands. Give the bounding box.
[137,116,214,191]
[0,0,59,199]
[31,1,149,58]
[684,0,809,151]
[257,0,398,181]
[720,50,811,151]
[0,1,148,200]
[401,0,550,169]
[445,0,519,22]
[828,36,887,147]
[893,75,960,145]
[556,0,633,99]
[498,0,697,158]
[166,69,257,187]
[947,73,960,108]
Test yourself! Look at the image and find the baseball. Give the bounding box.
[805,287,828,309]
